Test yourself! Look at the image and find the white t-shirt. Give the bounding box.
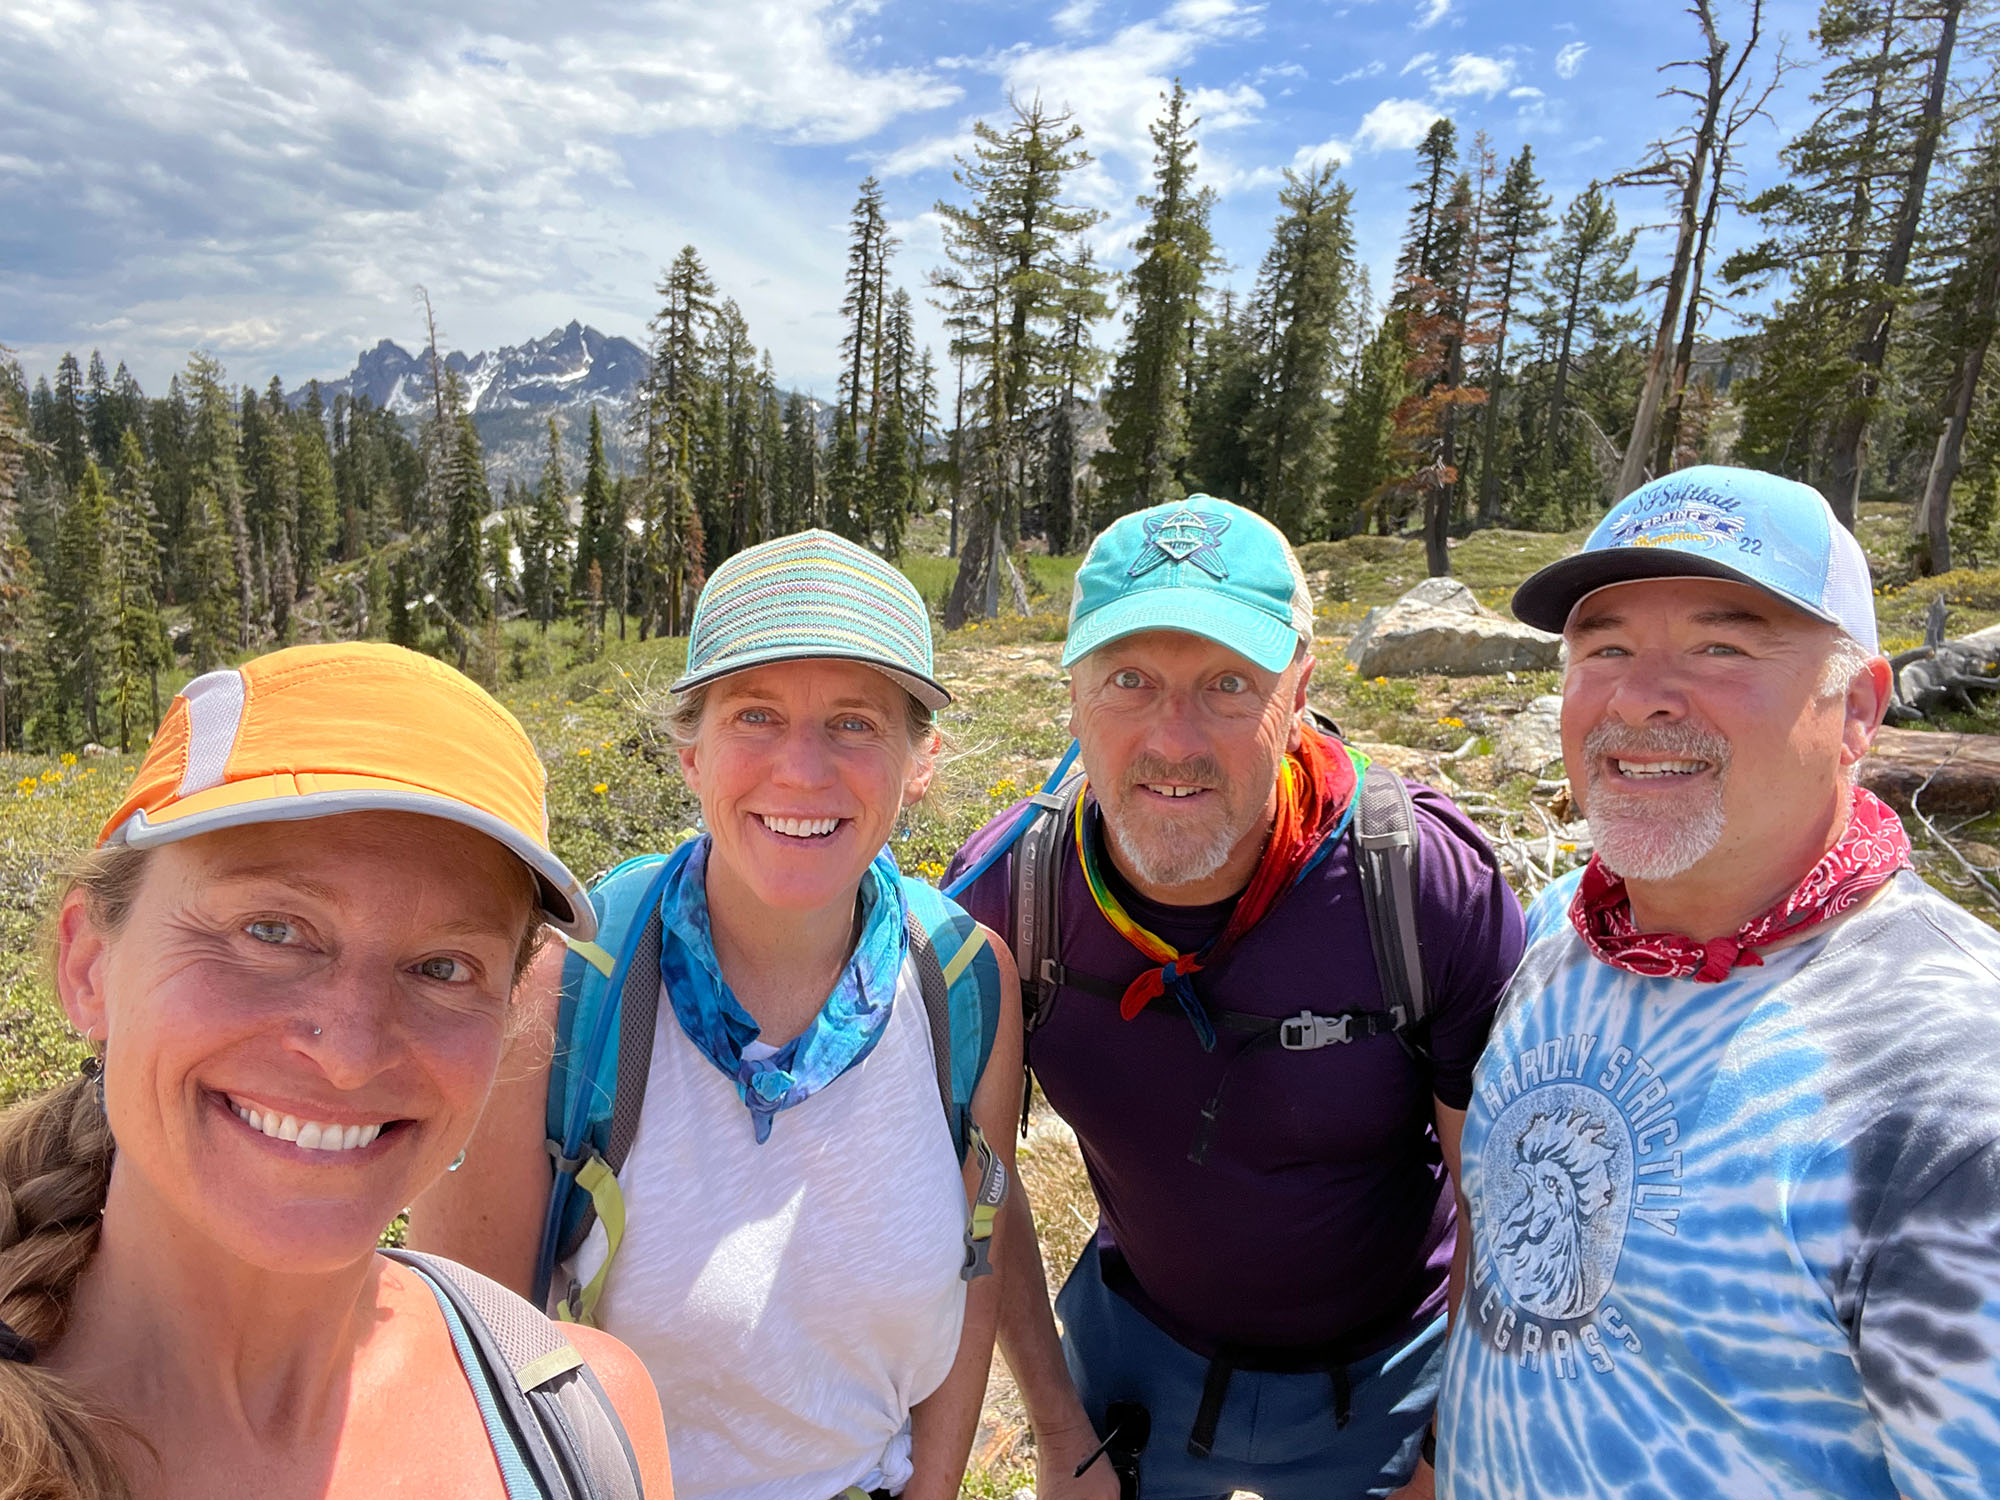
[1440,870,2000,1500]
[565,958,969,1500]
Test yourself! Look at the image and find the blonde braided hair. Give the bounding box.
[0,845,147,1500]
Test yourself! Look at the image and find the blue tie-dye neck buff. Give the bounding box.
[658,836,908,1144]
[1438,869,2000,1500]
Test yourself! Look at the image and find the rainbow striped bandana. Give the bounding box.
[1076,729,1369,1048]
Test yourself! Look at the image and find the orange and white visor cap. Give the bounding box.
[98,642,594,940]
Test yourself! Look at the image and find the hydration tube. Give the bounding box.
[943,738,1082,899]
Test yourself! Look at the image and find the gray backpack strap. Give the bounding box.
[1353,761,1429,1044]
[1012,772,1087,1033]
[905,910,957,1130]
[389,1250,646,1500]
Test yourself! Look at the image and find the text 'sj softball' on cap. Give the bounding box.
[1511,465,1879,655]
[99,642,595,939]
[1064,496,1316,672]
[670,528,950,709]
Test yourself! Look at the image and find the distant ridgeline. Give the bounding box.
[299,322,648,487]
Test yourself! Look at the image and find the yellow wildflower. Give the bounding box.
[592,782,609,795]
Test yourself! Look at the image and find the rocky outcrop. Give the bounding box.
[1860,728,2000,816]
[1495,695,1566,776]
[1344,578,1562,678]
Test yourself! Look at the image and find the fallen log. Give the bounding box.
[1860,727,2000,817]
[1886,616,2000,723]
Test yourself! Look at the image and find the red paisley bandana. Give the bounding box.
[1570,785,1913,981]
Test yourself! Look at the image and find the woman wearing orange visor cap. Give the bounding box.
[0,643,670,1500]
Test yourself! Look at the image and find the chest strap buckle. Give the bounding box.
[1278,1012,1352,1050]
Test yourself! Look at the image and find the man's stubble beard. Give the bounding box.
[1581,718,1731,881]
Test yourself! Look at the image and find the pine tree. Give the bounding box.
[386,552,420,650]
[930,97,1105,624]
[1100,82,1216,513]
[1240,161,1356,538]
[0,348,44,749]
[524,417,572,630]
[1529,186,1638,504]
[1911,121,2000,570]
[839,176,898,459]
[1185,290,1261,504]
[184,353,255,647]
[107,429,169,748]
[1475,146,1552,523]
[85,351,119,465]
[783,392,823,531]
[1328,314,1411,530]
[50,353,86,490]
[294,407,338,600]
[50,459,112,744]
[634,248,715,634]
[1729,0,1975,523]
[576,405,611,601]
[437,412,492,666]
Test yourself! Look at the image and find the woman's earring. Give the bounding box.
[447,1149,467,1173]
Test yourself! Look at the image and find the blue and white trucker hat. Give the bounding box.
[1512,465,1879,654]
[1064,496,1314,671]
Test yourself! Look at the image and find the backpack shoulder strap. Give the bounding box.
[389,1250,646,1500]
[1012,772,1087,1032]
[535,851,676,1320]
[902,878,1009,1283]
[1352,761,1430,1042]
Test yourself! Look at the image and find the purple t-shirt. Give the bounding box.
[945,775,1523,1355]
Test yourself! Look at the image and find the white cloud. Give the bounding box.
[1401,51,1436,75]
[885,0,1267,210]
[1355,96,1445,152]
[1433,53,1515,97]
[0,0,965,390]
[1334,60,1386,84]
[1555,41,1588,78]
[1256,61,1307,83]
[1509,86,1544,99]
[1412,0,1451,31]
[1289,136,1352,173]
[1052,0,1099,37]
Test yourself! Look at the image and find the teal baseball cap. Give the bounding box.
[1512,465,1879,654]
[1064,496,1315,672]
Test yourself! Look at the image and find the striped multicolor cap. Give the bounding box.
[98,642,594,938]
[671,529,949,709]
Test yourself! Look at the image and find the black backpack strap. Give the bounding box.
[555,905,665,1271]
[1353,760,1429,1047]
[1012,772,1087,1032]
[389,1250,646,1500]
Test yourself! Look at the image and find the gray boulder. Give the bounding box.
[1344,580,1561,678]
[1495,695,1566,776]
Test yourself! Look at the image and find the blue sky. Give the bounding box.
[1,0,1825,400]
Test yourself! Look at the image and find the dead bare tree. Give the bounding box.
[1611,0,1766,502]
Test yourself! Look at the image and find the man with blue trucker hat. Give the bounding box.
[1438,466,2000,1498]
[945,496,1524,1499]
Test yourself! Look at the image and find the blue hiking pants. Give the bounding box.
[1055,1240,1446,1500]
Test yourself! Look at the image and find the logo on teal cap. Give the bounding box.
[1132,507,1231,579]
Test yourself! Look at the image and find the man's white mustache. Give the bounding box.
[1582,719,1732,769]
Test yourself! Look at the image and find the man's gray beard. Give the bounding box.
[1582,719,1731,882]
[1104,810,1239,890]
[1100,751,1245,890]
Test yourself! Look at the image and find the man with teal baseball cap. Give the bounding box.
[1437,466,2000,1499]
[945,496,1524,1500]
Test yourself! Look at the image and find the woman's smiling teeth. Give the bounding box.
[759,814,841,838]
[231,1099,385,1152]
[1615,758,1710,778]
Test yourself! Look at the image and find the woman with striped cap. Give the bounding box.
[413,531,1023,1500]
[0,642,670,1500]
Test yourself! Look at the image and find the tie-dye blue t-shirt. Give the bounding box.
[1439,869,2000,1500]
